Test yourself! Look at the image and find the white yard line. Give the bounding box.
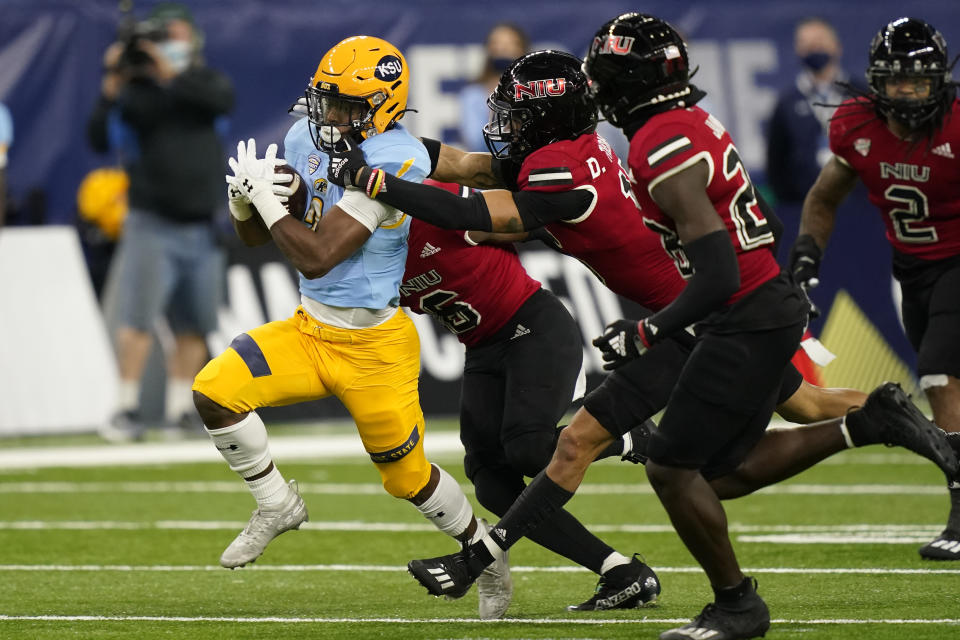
[0,433,466,469]
[1,563,958,575]
[0,520,946,535]
[0,614,957,625]
[0,480,947,496]
[0,429,937,470]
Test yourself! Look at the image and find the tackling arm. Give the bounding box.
[427,141,504,189]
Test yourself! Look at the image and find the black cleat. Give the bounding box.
[621,420,653,465]
[853,382,959,478]
[660,584,770,640]
[567,554,660,611]
[407,549,476,599]
[918,528,960,560]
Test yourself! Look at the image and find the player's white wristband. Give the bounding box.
[463,231,479,246]
[250,189,288,229]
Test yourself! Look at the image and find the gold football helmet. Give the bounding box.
[306,35,410,150]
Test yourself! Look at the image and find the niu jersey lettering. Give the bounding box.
[831,98,960,261]
[399,182,540,347]
[629,106,781,303]
[518,132,686,312]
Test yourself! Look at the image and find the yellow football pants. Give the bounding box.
[193,307,431,498]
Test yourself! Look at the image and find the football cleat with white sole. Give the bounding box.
[220,479,308,569]
[408,548,478,600]
[476,519,513,619]
[567,554,660,611]
[918,527,960,560]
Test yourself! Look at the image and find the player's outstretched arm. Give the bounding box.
[425,140,504,189]
[327,142,592,234]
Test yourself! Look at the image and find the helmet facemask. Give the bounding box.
[866,18,956,133]
[482,95,535,160]
[305,84,386,151]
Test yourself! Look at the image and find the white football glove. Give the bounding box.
[288,95,309,119]
[225,139,293,228]
[226,181,253,221]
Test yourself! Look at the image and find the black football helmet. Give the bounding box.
[482,50,597,161]
[584,13,694,127]
[866,17,955,131]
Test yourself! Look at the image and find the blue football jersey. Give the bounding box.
[282,121,430,309]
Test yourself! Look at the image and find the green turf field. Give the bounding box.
[1,422,959,639]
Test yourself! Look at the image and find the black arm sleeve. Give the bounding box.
[374,171,592,231]
[375,172,493,231]
[420,137,442,177]
[512,189,594,228]
[644,229,740,339]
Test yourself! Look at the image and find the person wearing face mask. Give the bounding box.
[458,23,530,151]
[87,2,234,442]
[765,17,861,261]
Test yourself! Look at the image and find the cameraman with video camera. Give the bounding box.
[87,2,234,442]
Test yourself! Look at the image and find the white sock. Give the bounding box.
[413,464,474,538]
[205,412,290,509]
[164,378,194,422]
[118,379,139,413]
[600,551,630,575]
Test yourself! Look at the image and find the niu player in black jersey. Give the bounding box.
[401,181,655,618]
[792,17,960,560]
[325,40,958,634]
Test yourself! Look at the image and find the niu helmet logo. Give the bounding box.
[514,78,567,101]
[592,35,635,55]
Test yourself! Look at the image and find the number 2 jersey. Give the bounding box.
[830,97,960,262]
[627,105,781,305]
[399,181,540,348]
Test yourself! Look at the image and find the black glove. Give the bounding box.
[592,319,653,371]
[327,139,368,188]
[789,234,822,290]
[789,234,823,318]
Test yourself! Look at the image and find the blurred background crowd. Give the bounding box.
[0,0,955,438]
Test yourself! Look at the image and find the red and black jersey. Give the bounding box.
[629,105,781,304]
[400,181,541,348]
[518,132,685,312]
[830,97,960,261]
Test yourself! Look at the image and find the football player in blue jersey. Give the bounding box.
[191,35,511,617]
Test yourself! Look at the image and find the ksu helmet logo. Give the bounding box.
[514,78,567,101]
[374,55,403,81]
[592,35,635,55]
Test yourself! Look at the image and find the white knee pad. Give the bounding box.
[413,464,474,539]
[920,374,950,390]
[205,412,272,478]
